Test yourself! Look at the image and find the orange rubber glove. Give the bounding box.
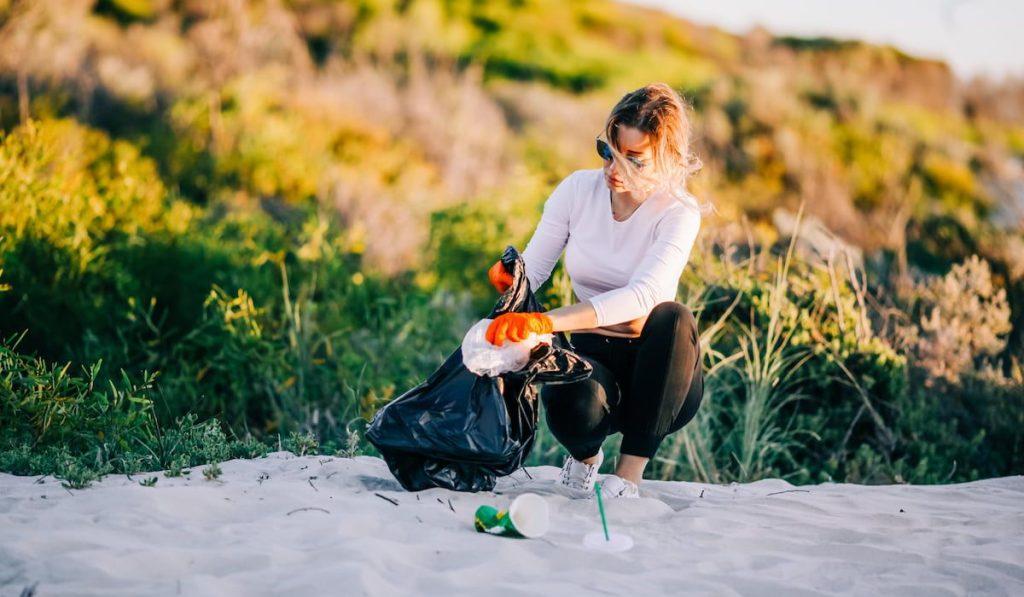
[486,313,553,347]
[488,260,514,293]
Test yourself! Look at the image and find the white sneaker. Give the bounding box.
[597,474,640,499]
[558,449,603,495]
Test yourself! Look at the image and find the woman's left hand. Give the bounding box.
[485,313,553,346]
[487,260,514,293]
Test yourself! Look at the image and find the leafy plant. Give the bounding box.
[335,425,363,459]
[202,463,222,480]
[163,455,189,478]
[283,431,318,457]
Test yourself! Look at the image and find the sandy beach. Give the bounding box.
[1,451,1021,596]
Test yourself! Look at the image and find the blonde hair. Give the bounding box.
[602,83,703,211]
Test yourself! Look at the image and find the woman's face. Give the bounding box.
[602,125,653,194]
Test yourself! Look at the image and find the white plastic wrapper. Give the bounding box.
[460,318,554,377]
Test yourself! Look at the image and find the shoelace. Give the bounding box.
[560,456,598,490]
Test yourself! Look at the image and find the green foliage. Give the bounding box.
[283,430,319,457]
[832,122,915,211]
[0,119,175,255]
[920,151,989,216]
[773,36,860,52]
[170,77,331,204]
[717,254,816,482]
[94,0,159,23]
[334,426,363,458]
[906,214,980,274]
[0,0,1021,488]
[0,118,473,466]
[163,456,188,478]
[56,455,109,489]
[872,256,1023,482]
[0,333,267,482]
[627,223,915,485]
[0,119,192,362]
[897,255,1012,384]
[203,462,223,480]
[0,332,157,460]
[428,201,513,311]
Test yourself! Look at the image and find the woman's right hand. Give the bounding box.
[486,312,553,346]
[488,260,513,293]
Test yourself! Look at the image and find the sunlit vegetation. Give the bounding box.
[1,0,1020,487]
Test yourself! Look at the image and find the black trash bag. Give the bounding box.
[365,246,592,492]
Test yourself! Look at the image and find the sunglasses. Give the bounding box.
[596,138,648,171]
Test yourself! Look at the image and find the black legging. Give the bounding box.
[540,301,704,460]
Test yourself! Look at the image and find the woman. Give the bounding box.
[485,83,704,500]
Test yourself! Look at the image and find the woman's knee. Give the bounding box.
[540,381,613,430]
[643,301,698,343]
[540,380,616,460]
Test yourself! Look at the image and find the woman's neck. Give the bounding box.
[610,189,647,221]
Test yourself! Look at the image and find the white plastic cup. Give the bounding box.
[507,493,551,538]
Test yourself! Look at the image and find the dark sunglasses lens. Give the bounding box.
[596,139,613,161]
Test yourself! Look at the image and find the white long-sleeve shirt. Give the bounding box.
[521,169,701,327]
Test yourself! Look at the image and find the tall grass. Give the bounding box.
[653,246,815,482]
[645,211,903,484]
[719,229,815,482]
[2,0,1022,485]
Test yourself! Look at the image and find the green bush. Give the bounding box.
[0,119,476,457]
[0,119,190,363]
[633,227,910,485]
[2,0,1022,488]
[0,332,157,461]
[0,332,267,485]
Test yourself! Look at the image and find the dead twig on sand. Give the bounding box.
[447,499,455,513]
[375,493,399,506]
[766,489,811,497]
[286,507,330,516]
[308,477,318,492]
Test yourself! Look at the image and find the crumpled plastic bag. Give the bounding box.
[461,318,554,377]
[365,245,592,492]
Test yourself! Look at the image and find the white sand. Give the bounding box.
[1,451,1021,596]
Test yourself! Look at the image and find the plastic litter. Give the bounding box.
[366,246,592,492]
[461,318,553,377]
[473,493,550,538]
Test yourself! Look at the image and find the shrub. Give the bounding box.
[897,255,1012,385]
[0,332,271,481]
[877,255,1022,482]
[283,431,319,457]
[615,220,910,485]
[203,462,223,480]
[0,119,192,363]
[0,332,158,464]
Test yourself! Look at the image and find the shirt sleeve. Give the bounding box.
[521,172,576,291]
[587,208,701,326]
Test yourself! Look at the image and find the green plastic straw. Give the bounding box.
[594,482,610,541]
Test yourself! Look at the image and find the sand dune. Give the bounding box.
[1,451,1021,596]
